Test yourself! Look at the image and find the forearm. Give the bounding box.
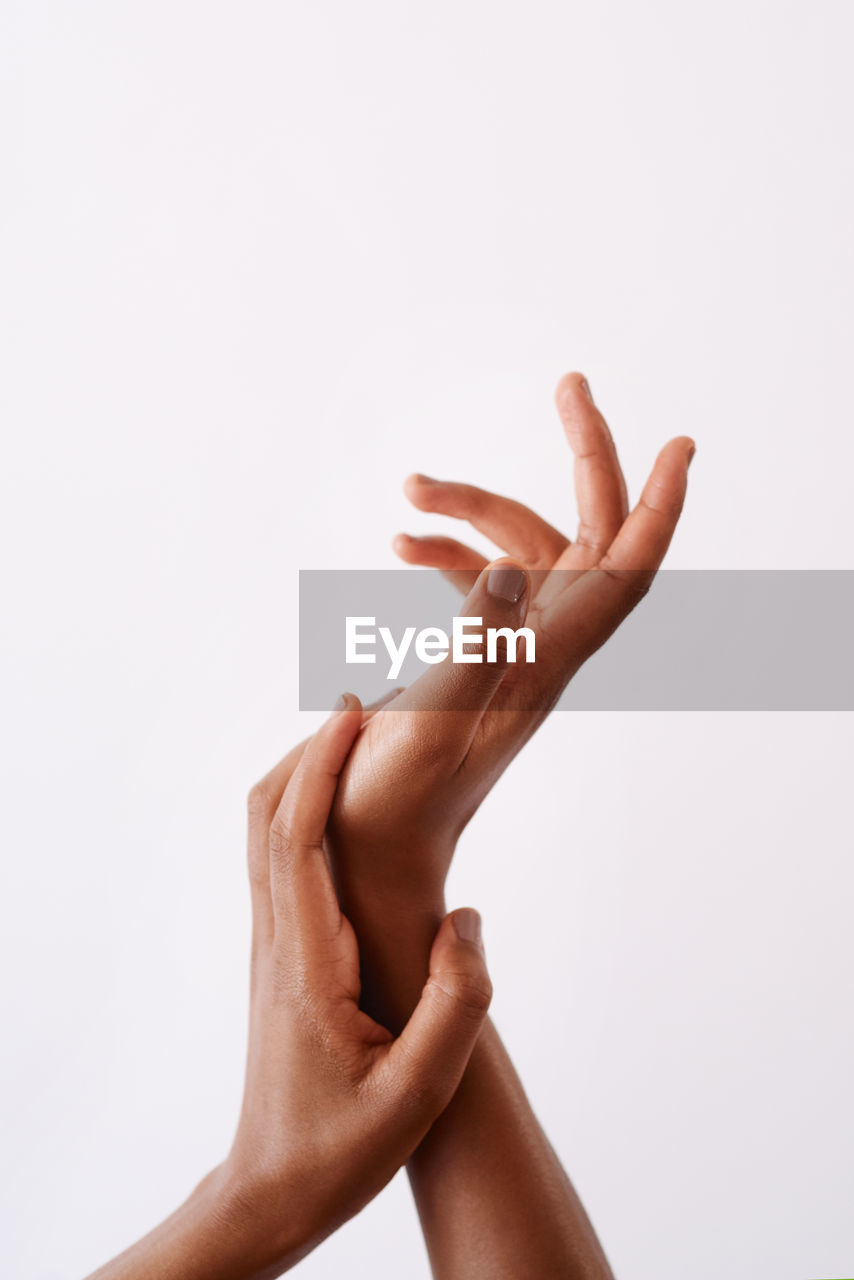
[85,1165,310,1280]
[408,1021,613,1280]
[339,880,612,1280]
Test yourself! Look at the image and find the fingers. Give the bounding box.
[402,558,531,750]
[392,532,486,596]
[272,697,363,851]
[599,435,695,571]
[246,738,307,948]
[246,691,399,945]
[403,474,569,570]
[376,909,491,1135]
[541,436,695,674]
[552,372,629,568]
[267,696,363,946]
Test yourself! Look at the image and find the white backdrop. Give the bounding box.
[2,3,853,1277]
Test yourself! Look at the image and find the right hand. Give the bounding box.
[327,374,694,928]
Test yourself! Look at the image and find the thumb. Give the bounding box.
[405,557,531,720]
[376,909,492,1137]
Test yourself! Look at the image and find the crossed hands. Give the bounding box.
[88,375,693,1279]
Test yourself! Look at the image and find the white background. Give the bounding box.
[2,3,852,1277]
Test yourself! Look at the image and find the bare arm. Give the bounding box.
[337,892,613,1279]
[326,373,692,1276]
[86,702,493,1280]
[410,1024,612,1280]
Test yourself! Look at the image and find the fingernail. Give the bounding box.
[487,565,527,604]
[454,908,482,944]
[414,473,439,485]
[687,442,696,468]
[332,693,350,711]
[580,377,594,404]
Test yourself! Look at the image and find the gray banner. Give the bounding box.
[298,570,854,711]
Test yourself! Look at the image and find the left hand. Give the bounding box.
[226,695,492,1274]
[89,696,492,1280]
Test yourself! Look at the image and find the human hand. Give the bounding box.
[88,697,491,1280]
[227,695,492,1273]
[325,373,693,1016]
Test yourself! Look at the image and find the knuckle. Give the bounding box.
[393,1046,445,1113]
[431,968,493,1021]
[641,477,686,520]
[267,818,293,861]
[247,780,276,823]
[458,972,494,1017]
[596,562,653,605]
[574,523,609,559]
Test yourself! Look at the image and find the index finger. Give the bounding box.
[268,695,363,931]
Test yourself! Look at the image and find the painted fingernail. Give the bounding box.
[454,908,482,944]
[580,377,594,404]
[487,565,527,604]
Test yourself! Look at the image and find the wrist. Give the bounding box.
[205,1160,315,1278]
[339,838,451,909]
[338,886,448,1029]
[85,1162,309,1280]
[326,828,457,1028]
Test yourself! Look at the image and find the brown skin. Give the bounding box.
[88,372,692,1278]
[246,712,613,1280]
[324,373,693,1276]
[321,373,692,1006]
[87,699,492,1280]
[226,372,692,1278]
[330,374,694,918]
